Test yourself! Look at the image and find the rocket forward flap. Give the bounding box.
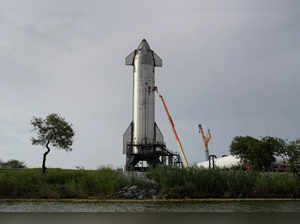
[123,122,133,154]
[154,122,164,145]
[153,52,162,67]
[125,50,136,65]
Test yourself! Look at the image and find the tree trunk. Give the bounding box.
[42,141,51,174]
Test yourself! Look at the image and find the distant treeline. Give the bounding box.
[230,136,300,172]
[0,167,299,199]
[0,159,26,169]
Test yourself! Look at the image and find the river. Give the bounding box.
[0,201,300,224]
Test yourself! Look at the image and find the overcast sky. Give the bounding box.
[0,0,299,169]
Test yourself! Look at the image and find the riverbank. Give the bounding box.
[2,199,300,214]
[1,198,300,203]
[0,167,299,199]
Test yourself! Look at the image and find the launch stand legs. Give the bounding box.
[125,144,183,171]
[208,154,217,169]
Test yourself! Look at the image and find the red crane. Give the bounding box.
[153,87,189,167]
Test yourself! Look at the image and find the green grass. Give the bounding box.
[0,168,142,199]
[0,167,299,199]
[147,166,300,198]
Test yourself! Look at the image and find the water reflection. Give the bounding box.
[1,201,300,224]
[1,213,300,224]
[1,201,300,212]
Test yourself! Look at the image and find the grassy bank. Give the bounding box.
[0,167,299,199]
[0,168,147,199]
[148,166,300,198]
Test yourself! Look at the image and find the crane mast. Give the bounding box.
[153,87,189,168]
[198,124,211,161]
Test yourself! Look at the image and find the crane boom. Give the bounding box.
[153,87,189,167]
[198,124,211,161]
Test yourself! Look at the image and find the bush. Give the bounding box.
[148,166,300,198]
[0,167,299,199]
[0,168,136,199]
[0,159,26,168]
[225,170,257,197]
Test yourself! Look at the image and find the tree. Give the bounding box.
[260,136,286,170]
[230,136,285,171]
[31,113,74,173]
[279,140,300,174]
[1,160,27,168]
[230,136,261,170]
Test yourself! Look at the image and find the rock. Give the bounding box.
[128,185,138,191]
[109,183,160,200]
[123,192,134,199]
[138,194,144,200]
[223,192,231,198]
[121,186,129,191]
[148,189,157,194]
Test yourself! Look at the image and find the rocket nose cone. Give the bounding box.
[137,39,151,50]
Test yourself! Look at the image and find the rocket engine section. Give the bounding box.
[123,39,180,171]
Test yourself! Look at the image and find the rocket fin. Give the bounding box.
[125,50,136,66]
[123,122,133,154]
[154,122,164,145]
[153,52,162,67]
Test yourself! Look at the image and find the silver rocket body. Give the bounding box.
[123,39,166,170]
[132,46,155,152]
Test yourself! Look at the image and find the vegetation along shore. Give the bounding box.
[0,166,299,200]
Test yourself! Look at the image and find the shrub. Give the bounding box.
[148,166,300,198]
[0,167,299,199]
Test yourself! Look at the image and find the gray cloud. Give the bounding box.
[0,0,299,168]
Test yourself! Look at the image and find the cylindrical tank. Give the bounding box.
[132,41,155,153]
[197,155,288,169]
[197,155,241,168]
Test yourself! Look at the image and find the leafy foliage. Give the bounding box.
[230,136,286,171]
[283,140,300,173]
[230,136,300,172]
[230,136,260,169]
[31,113,74,151]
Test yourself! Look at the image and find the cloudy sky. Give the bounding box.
[0,0,299,169]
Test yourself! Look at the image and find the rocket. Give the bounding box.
[123,39,165,171]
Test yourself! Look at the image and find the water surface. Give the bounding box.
[1,201,300,212]
[1,201,300,224]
